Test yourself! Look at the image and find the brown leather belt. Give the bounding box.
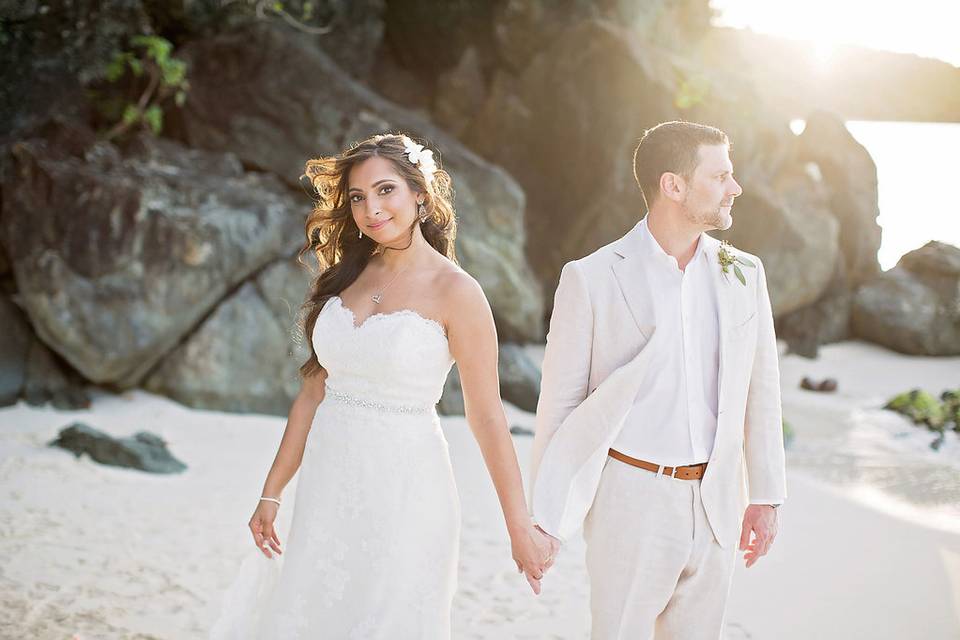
[608,448,708,480]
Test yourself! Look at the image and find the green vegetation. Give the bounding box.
[782,418,795,448]
[96,35,189,140]
[884,388,960,450]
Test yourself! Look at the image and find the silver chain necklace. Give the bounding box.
[371,264,408,304]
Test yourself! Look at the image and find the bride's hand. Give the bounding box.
[249,500,283,558]
[510,524,558,595]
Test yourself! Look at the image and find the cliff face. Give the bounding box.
[0,0,954,415]
[698,27,960,123]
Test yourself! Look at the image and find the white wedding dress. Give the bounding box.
[211,295,460,639]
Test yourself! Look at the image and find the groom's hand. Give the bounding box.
[739,505,778,568]
[534,524,562,571]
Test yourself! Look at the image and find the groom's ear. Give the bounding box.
[659,171,686,204]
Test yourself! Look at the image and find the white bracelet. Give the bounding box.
[259,496,281,506]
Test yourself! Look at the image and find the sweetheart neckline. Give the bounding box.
[323,295,448,341]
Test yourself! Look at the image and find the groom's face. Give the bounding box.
[680,144,742,231]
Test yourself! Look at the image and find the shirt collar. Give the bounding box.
[639,217,708,270]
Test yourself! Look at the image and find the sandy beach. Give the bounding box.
[1,340,958,639]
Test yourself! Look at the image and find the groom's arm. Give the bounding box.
[529,261,594,513]
[743,258,787,505]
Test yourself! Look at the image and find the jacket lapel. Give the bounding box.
[611,222,655,340]
[702,233,738,422]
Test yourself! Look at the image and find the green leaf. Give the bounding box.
[161,59,186,86]
[105,52,128,82]
[175,90,187,107]
[121,104,140,126]
[272,1,284,11]
[132,35,172,64]
[735,255,756,268]
[127,57,144,77]
[143,104,163,134]
[733,264,746,286]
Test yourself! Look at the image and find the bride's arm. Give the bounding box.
[261,369,328,499]
[249,370,328,558]
[444,272,557,593]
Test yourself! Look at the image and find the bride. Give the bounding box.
[211,133,557,638]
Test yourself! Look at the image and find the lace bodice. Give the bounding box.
[312,296,454,408]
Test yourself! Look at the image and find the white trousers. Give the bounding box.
[583,456,738,640]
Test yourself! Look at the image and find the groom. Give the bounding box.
[530,121,786,638]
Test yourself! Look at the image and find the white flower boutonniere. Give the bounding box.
[718,240,756,286]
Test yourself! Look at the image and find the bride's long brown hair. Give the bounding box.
[296,133,458,379]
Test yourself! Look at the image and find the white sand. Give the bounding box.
[1,340,958,639]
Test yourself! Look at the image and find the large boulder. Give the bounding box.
[1,292,91,410]
[0,296,34,406]
[714,165,839,315]
[852,242,960,355]
[796,111,881,284]
[467,19,839,315]
[775,254,853,358]
[0,0,148,146]
[0,127,302,387]
[437,344,541,416]
[175,22,544,342]
[144,258,314,415]
[497,342,541,412]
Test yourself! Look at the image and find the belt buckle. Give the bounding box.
[671,466,680,479]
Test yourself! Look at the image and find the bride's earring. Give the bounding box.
[417,201,427,224]
[358,229,363,239]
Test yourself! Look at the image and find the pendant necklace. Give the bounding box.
[371,264,408,304]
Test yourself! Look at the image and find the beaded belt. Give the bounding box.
[324,385,432,415]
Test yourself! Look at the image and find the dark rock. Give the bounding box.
[176,22,544,341]
[776,253,853,358]
[312,0,387,80]
[466,20,676,282]
[714,176,838,316]
[467,19,840,315]
[438,345,541,417]
[382,0,498,87]
[852,242,960,356]
[898,240,960,282]
[796,111,882,285]
[0,292,90,409]
[509,425,534,437]
[438,365,465,416]
[22,338,92,410]
[143,263,313,416]
[49,422,187,474]
[498,343,541,412]
[432,47,487,137]
[0,0,149,146]
[0,296,33,406]
[1,126,303,386]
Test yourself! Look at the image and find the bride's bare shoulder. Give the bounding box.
[433,263,490,314]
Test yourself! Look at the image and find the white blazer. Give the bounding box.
[530,220,787,547]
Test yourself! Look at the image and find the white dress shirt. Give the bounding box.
[611,218,720,467]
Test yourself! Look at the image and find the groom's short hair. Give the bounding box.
[633,121,729,209]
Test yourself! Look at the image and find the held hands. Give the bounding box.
[510,523,562,595]
[249,500,283,559]
[739,504,778,568]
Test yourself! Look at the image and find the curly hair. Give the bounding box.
[295,133,458,378]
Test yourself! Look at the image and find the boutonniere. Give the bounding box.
[718,240,756,286]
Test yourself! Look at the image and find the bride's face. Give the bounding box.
[347,156,422,245]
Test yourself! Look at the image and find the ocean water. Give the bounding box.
[792,119,960,270]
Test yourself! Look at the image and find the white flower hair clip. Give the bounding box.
[402,136,437,184]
